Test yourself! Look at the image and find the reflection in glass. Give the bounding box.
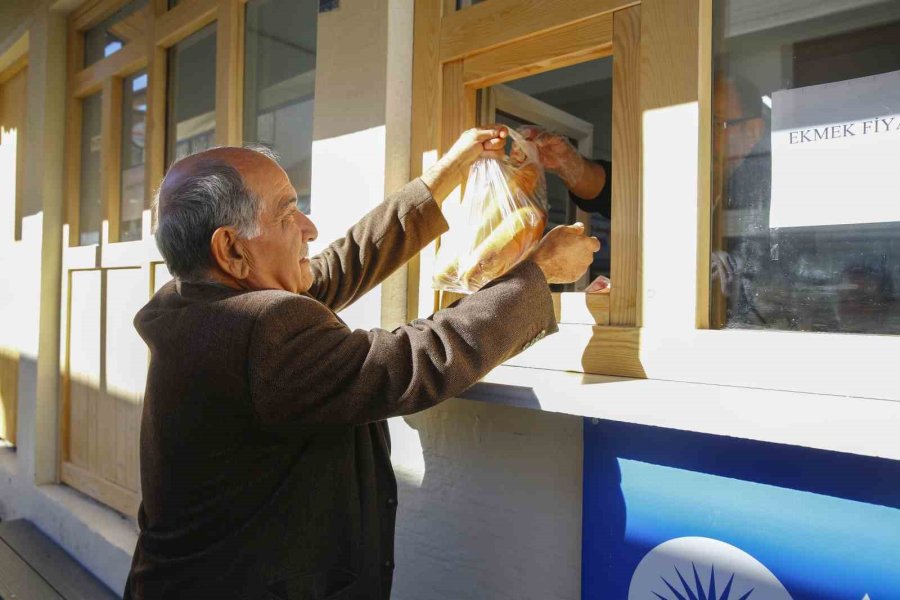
[243,0,317,214]
[120,71,147,242]
[83,0,149,67]
[711,0,900,334]
[479,58,613,292]
[79,93,103,246]
[166,24,216,167]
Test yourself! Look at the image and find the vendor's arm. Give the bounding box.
[568,158,611,219]
[308,127,507,312]
[517,126,612,218]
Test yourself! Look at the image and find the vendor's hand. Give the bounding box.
[421,126,508,204]
[529,222,601,284]
[585,275,611,294]
[513,126,585,187]
[711,250,740,296]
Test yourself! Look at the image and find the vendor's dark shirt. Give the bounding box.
[568,159,612,218]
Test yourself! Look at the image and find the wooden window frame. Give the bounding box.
[410,0,644,379]
[64,0,245,255]
[60,0,249,517]
[413,0,900,401]
[649,0,900,401]
[482,84,598,293]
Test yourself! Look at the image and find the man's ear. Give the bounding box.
[210,226,251,280]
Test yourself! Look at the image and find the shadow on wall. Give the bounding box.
[583,420,900,600]
[391,399,584,600]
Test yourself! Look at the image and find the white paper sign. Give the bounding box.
[770,69,900,228]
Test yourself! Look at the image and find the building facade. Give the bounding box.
[0,0,898,597]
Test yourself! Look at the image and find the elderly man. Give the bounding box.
[124,127,599,600]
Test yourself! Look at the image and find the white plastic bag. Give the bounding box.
[433,129,548,293]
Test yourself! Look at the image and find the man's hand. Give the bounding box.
[529,223,601,284]
[420,126,507,204]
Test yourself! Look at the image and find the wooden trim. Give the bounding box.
[144,21,167,210]
[150,0,168,17]
[696,0,712,329]
[0,32,28,77]
[61,461,140,518]
[153,0,218,49]
[440,0,638,62]
[492,84,594,143]
[100,78,123,243]
[59,268,74,466]
[407,0,443,320]
[215,0,244,146]
[101,239,154,267]
[0,349,19,445]
[554,292,610,325]
[440,62,470,157]
[73,37,147,98]
[0,54,27,86]
[65,27,86,247]
[434,60,475,315]
[505,325,644,377]
[609,5,641,326]
[71,0,131,32]
[462,12,614,88]
[108,4,151,44]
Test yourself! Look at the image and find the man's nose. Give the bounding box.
[300,213,318,242]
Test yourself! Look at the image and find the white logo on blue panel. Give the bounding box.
[628,537,792,600]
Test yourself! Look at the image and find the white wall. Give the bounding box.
[390,400,584,600]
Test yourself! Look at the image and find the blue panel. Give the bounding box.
[582,420,900,600]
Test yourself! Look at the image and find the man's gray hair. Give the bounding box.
[152,145,279,281]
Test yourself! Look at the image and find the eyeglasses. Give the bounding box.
[714,115,760,130]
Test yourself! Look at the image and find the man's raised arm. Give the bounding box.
[307,128,508,312]
[249,224,599,428]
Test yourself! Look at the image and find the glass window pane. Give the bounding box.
[83,0,149,67]
[79,92,103,246]
[243,0,317,214]
[711,0,900,334]
[166,24,216,167]
[120,71,147,242]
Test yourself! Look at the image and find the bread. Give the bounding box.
[432,158,547,292]
[459,204,546,289]
[508,162,540,197]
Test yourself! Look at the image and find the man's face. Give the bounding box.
[714,77,764,176]
[237,154,318,294]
